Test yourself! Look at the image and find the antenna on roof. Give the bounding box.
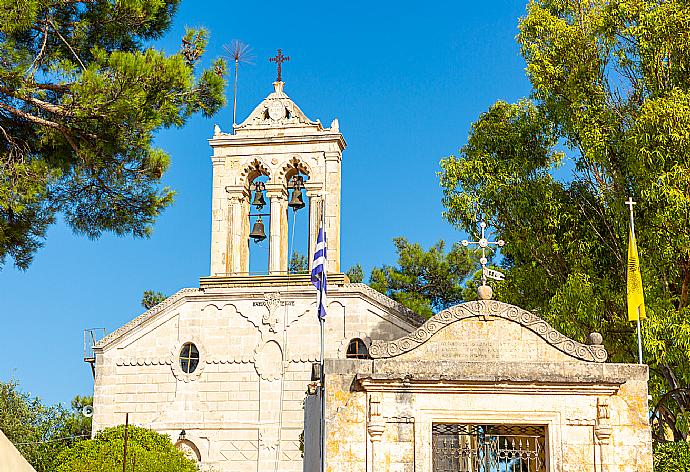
[223,40,255,131]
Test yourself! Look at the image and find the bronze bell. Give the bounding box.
[249,217,267,242]
[288,188,305,210]
[251,186,266,209]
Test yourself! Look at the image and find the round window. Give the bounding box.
[179,343,200,374]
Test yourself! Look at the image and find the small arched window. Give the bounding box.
[180,343,200,373]
[346,338,370,359]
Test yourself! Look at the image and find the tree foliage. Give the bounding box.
[439,0,690,419]
[0,379,91,472]
[141,290,166,310]
[55,425,197,472]
[345,263,364,284]
[288,251,308,274]
[0,0,227,269]
[369,237,475,317]
[654,441,690,472]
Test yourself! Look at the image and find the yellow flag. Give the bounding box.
[627,228,646,321]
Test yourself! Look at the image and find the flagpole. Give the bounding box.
[320,195,326,472]
[627,197,643,365]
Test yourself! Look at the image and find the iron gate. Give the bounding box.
[432,424,546,472]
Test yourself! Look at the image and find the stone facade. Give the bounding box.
[311,300,653,472]
[92,282,422,471]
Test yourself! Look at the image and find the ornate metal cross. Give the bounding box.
[269,49,290,82]
[462,221,506,288]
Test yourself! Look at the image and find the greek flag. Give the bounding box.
[311,226,327,320]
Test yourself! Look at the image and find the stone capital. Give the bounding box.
[324,151,341,163]
[265,183,287,199]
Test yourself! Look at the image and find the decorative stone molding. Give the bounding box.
[369,300,608,362]
[170,337,206,382]
[595,397,613,443]
[277,155,313,181]
[238,157,271,188]
[233,82,322,132]
[367,393,386,442]
[253,339,284,381]
[116,358,172,366]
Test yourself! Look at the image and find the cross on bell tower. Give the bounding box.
[462,221,506,300]
[269,49,290,82]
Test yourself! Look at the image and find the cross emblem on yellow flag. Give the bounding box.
[627,227,646,321]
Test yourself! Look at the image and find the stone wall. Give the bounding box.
[92,284,419,472]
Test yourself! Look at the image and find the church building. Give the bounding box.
[90,72,652,472]
[90,77,424,471]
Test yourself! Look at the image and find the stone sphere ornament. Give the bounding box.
[477,284,493,300]
[588,332,604,345]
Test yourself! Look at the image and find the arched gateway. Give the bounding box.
[308,300,653,471]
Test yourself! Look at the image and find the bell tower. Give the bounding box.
[208,81,346,278]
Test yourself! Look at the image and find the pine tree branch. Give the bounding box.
[0,102,78,152]
[0,86,74,117]
[47,19,85,71]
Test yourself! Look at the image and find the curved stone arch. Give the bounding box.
[337,332,372,358]
[275,155,313,184]
[175,438,201,462]
[239,157,271,188]
[369,300,608,363]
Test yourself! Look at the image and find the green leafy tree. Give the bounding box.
[0,0,227,269]
[141,290,166,310]
[654,441,690,472]
[289,251,308,274]
[369,237,475,317]
[0,379,91,471]
[439,0,690,434]
[345,263,364,283]
[55,425,197,472]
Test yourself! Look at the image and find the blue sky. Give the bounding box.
[1,1,532,405]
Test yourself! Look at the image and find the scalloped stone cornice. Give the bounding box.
[369,300,608,363]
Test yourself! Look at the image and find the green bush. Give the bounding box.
[56,425,197,472]
[655,441,690,472]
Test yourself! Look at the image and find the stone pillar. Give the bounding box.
[367,393,386,471]
[595,397,612,472]
[306,188,323,272]
[267,187,288,275]
[224,186,250,275]
[209,156,226,276]
[324,151,342,272]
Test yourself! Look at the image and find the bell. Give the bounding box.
[249,217,267,242]
[288,188,305,210]
[251,188,266,209]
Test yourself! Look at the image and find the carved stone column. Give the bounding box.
[306,188,323,272]
[368,393,386,470]
[209,157,226,276]
[267,187,287,275]
[225,194,242,275]
[324,151,342,272]
[595,397,612,472]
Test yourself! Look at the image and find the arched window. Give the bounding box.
[179,343,200,373]
[346,338,370,359]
